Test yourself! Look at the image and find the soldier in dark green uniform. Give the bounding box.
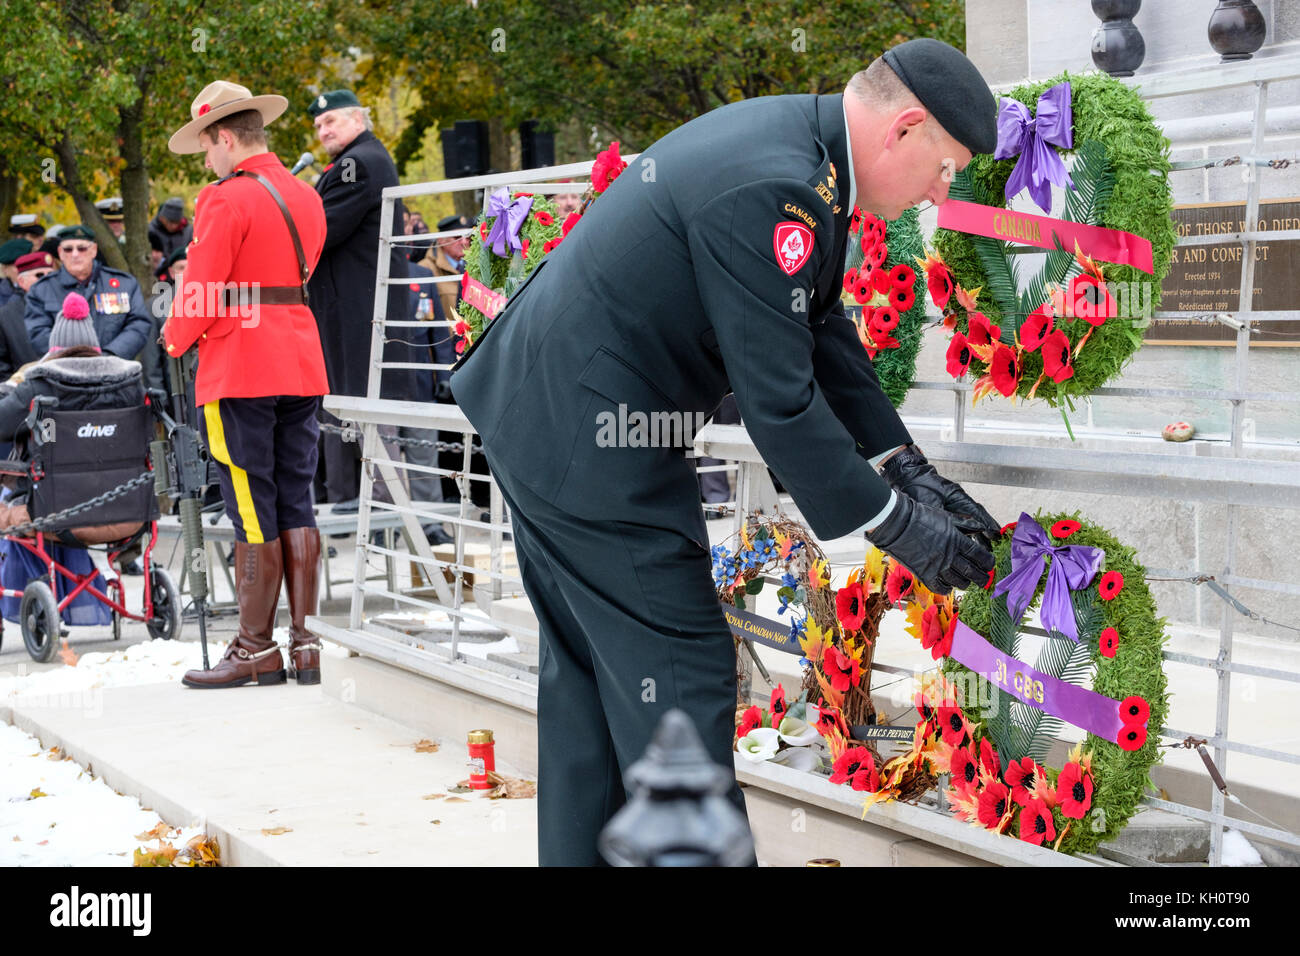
[453,38,1003,865]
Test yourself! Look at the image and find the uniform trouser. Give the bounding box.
[488,454,750,866]
[199,395,320,543]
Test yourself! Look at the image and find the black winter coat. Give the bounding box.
[0,354,145,444]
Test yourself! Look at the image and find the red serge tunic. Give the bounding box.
[162,152,329,406]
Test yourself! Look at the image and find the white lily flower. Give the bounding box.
[736,727,780,762]
[777,716,820,747]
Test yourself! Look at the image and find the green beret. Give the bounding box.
[882,38,997,156]
[0,238,33,264]
[58,224,96,243]
[308,89,362,118]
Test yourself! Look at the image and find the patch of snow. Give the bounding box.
[0,723,204,865]
[437,636,520,661]
[1221,828,1265,867]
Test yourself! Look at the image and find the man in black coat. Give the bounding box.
[307,89,417,504]
[453,39,1003,865]
[0,250,49,382]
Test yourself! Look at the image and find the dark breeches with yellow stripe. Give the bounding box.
[199,395,321,543]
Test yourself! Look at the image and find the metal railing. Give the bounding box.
[322,57,1300,866]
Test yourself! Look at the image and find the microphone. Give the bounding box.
[290,152,316,175]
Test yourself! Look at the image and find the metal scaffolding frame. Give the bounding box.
[322,57,1300,866]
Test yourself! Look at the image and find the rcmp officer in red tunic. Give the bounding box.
[162,81,331,690]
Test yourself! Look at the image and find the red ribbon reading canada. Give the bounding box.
[937,199,1154,274]
[460,273,507,320]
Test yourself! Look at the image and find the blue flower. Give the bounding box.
[781,572,799,590]
[788,616,807,642]
[711,544,731,563]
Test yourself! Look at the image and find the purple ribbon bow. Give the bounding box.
[993,81,1074,214]
[992,512,1102,642]
[484,188,534,258]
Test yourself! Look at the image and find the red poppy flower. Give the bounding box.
[454,337,467,354]
[949,744,979,795]
[479,222,489,240]
[770,684,787,727]
[521,238,530,259]
[889,263,915,289]
[1019,798,1057,845]
[1099,571,1124,601]
[1051,519,1081,538]
[977,780,1012,831]
[842,268,858,294]
[849,207,863,233]
[869,222,887,247]
[985,566,996,590]
[1021,305,1054,351]
[1118,725,1147,751]
[979,737,1001,780]
[836,582,867,631]
[945,332,972,378]
[990,345,1019,396]
[927,260,954,310]
[409,283,420,292]
[866,242,888,270]
[198,102,212,116]
[1000,521,1018,536]
[936,705,969,748]
[1119,695,1150,726]
[737,705,762,739]
[534,210,554,226]
[829,746,879,792]
[109,278,120,288]
[1004,756,1040,806]
[453,320,471,337]
[1041,329,1074,383]
[920,604,955,660]
[591,141,627,194]
[885,562,914,605]
[561,212,582,236]
[1068,273,1116,326]
[870,305,899,333]
[814,699,843,737]
[965,312,1002,348]
[889,284,915,312]
[823,645,861,692]
[1057,761,1094,820]
[853,278,874,304]
[870,268,892,296]
[542,238,560,255]
[1099,626,1119,658]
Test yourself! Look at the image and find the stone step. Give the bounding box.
[487,650,540,676]
[1101,807,1210,864]
[487,597,540,651]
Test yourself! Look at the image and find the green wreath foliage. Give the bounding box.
[948,511,1170,855]
[844,207,926,408]
[932,71,1178,406]
[457,194,563,341]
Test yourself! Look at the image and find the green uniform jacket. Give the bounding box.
[452,93,911,547]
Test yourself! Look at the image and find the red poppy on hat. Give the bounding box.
[1099,571,1124,600]
[1019,798,1056,845]
[1057,761,1094,820]
[198,103,212,116]
[1099,626,1119,658]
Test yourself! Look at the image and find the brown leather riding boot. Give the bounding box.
[182,539,285,689]
[280,526,322,685]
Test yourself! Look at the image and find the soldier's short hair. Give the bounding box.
[341,106,374,133]
[199,108,269,148]
[848,57,924,117]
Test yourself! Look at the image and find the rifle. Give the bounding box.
[148,349,213,669]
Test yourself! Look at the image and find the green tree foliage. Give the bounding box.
[362,0,965,171]
[0,0,354,286]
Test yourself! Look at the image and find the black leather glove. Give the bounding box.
[880,444,1000,546]
[867,492,994,595]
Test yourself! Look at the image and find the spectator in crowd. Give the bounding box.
[401,257,453,545]
[95,197,126,241]
[23,224,153,361]
[9,215,44,243]
[148,231,165,274]
[148,197,191,260]
[0,239,33,309]
[0,251,51,383]
[307,89,420,510]
[553,184,582,218]
[421,214,470,323]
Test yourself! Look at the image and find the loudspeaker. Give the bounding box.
[441,120,489,178]
[519,120,554,169]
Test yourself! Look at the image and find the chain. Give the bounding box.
[0,470,155,537]
[1144,572,1300,634]
[319,421,483,455]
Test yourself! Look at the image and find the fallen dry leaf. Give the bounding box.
[261,826,293,836]
[47,746,61,760]
[37,840,48,846]
[431,819,441,825]
[488,776,537,800]
[28,788,47,800]
[134,822,174,841]
[12,836,19,842]
[173,835,221,867]
[421,793,445,800]
[132,841,178,867]
[57,639,78,667]
[448,784,472,794]
[444,797,469,804]
[413,739,440,753]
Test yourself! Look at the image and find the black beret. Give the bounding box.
[57,224,96,243]
[437,214,472,232]
[882,38,997,156]
[308,89,362,118]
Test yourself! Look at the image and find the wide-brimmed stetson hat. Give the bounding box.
[168,80,288,154]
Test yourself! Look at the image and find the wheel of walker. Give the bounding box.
[146,568,180,641]
[21,579,62,663]
[112,608,121,642]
